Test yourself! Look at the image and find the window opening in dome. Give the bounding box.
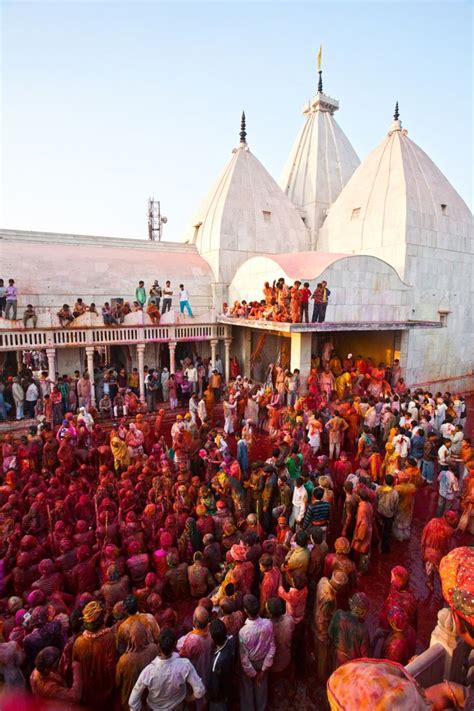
[351,208,361,220]
[440,204,448,215]
[263,211,271,222]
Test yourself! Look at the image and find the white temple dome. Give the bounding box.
[318,108,473,279]
[184,114,310,286]
[280,77,360,248]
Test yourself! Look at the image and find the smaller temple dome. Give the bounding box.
[184,117,310,287]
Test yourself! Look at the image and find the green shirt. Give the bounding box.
[135,286,146,305]
[285,453,303,480]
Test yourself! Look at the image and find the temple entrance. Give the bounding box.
[250,332,291,381]
[0,350,21,376]
[311,330,401,368]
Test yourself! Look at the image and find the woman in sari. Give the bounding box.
[351,489,373,573]
[381,441,399,478]
[203,386,215,419]
[289,282,302,323]
[111,436,130,474]
[306,368,322,411]
[125,423,144,461]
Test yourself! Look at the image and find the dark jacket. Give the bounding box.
[207,635,236,702]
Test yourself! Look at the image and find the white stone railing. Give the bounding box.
[405,643,447,688]
[0,323,229,351]
[405,608,472,688]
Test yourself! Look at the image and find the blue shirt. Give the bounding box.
[410,434,425,459]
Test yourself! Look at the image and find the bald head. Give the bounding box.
[193,605,210,630]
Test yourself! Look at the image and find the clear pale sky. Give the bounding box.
[1,0,472,242]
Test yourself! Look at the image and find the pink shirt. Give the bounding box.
[238,617,275,677]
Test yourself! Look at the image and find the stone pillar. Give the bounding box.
[290,333,313,394]
[137,343,146,404]
[210,339,218,370]
[429,607,469,683]
[169,341,177,374]
[85,346,96,407]
[242,329,252,378]
[224,338,232,383]
[46,348,56,383]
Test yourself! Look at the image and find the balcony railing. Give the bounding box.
[0,323,229,351]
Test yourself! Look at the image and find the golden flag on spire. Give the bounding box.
[317,45,322,71]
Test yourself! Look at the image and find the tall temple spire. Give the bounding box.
[394,101,400,121]
[317,45,323,93]
[239,111,247,145]
[279,46,360,248]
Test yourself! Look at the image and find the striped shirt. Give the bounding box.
[303,500,331,529]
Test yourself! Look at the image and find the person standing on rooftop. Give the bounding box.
[179,284,193,317]
[135,281,146,309]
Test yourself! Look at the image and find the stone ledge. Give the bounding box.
[217,316,442,332]
[0,228,196,252]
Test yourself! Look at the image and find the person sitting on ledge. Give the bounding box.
[57,304,74,328]
[23,304,38,329]
[146,300,161,325]
[73,298,88,318]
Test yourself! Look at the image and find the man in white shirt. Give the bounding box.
[25,380,40,418]
[129,628,205,711]
[438,438,455,471]
[179,283,193,317]
[197,396,207,424]
[215,355,223,376]
[434,400,448,431]
[440,420,455,440]
[290,477,308,529]
[393,428,411,465]
[407,399,419,421]
[185,363,198,393]
[162,281,173,314]
[450,424,464,457]
[189,393,199,423]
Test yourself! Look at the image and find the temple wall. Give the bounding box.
[229,254,411,324]
[0,231,214,318]
[403,242,474,391]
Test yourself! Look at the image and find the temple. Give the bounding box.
[1,66,472,395]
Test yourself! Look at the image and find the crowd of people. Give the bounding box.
[224,278,331,324]
[0,352,226,424]
[0,347,472,710]
[0,279,194,328]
